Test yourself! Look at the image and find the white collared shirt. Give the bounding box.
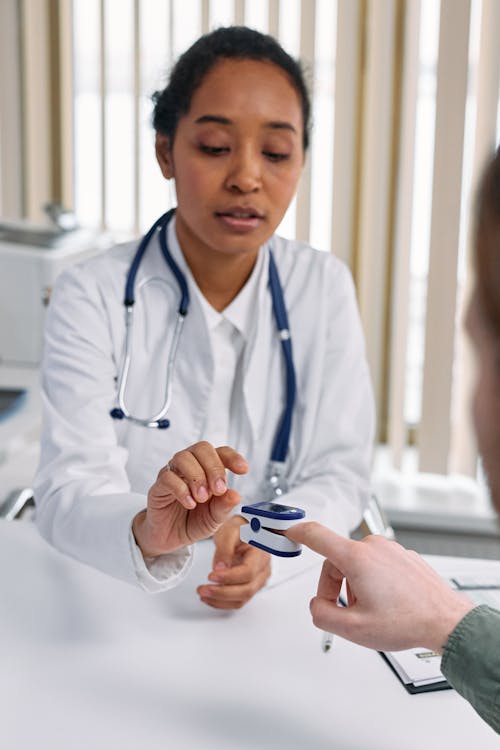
[167,220,266,449]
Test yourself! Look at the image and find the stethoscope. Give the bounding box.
[110,209,296,497]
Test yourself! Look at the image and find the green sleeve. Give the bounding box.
[441,604,500,734]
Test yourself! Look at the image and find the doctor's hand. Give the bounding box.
[197,516,271,610]
[132,442,249,558]
[286,523,475,654]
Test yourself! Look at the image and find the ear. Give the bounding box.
[155,132,174,179]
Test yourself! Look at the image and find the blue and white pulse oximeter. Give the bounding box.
[240,501,306,557]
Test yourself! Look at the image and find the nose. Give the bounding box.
[225,147,262,193]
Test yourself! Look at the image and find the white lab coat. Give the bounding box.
[34,223,375,589]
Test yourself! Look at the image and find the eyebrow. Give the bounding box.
[194,114,297,134]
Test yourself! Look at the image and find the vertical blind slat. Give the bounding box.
[133,0,140,233]
[99,0,106,228]
[20,0,52,221]
[201,0,210,33]
[387,0,421,468]
[419,0,471,474]
[168,1,175,61]
[330,0,361,267]
[0,0,24,217]
[234,0,245,26]
[57,0,75,211]
[268,0,280,37]
[355,0,397,435]
[294,0,316,243]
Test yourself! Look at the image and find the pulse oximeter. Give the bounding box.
[240,501,305,557]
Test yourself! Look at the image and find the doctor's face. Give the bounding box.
[156,58,304,261]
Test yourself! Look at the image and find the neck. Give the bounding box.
[174,219,260,312]
[186,252,258,311]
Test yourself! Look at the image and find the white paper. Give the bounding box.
[385,648,443,686]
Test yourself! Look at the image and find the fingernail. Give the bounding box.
[197,486,209,501]
[215,561,227,570]
[208,574,221,582]
[215,478,226,493]
[198,587,213,597]
[186,495,196,509]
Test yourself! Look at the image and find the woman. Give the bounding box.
[287,148,500,733]
[34,27,374,607]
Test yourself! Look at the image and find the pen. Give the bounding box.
[321,631,334,653]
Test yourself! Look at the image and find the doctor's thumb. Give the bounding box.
[212,507,245,569]
[208,489,241,530]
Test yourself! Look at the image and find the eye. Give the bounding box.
[263,151,290,162]
[199,144,229,156]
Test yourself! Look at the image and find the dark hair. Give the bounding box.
[475,147,500,339]
[152,26,311,151]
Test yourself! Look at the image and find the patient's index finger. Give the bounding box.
[285,522,352,561]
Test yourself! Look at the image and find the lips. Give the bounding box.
[214,206,265,232]
[215,206,264,219]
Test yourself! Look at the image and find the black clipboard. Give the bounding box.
[379,651,452,694]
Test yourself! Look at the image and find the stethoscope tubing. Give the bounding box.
[268,250,296,464]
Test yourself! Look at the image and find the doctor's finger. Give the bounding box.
[198,568,270,603]
[168,449,214,503]
[149,469,196,510]
[215,446,249,474]
[188,441,232,496]
[199,596,246,610]
[205,490,241,528]
[210,548,271,585]
[212,519,243,569]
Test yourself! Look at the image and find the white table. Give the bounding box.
[1,521,499,750]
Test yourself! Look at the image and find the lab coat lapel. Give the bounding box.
[171,291,213,440]
[242,249,281,445]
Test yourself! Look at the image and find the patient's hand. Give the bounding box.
[286,523,475,654]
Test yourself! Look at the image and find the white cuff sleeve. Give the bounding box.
[128,526,193,593]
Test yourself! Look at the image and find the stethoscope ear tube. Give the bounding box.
[158,212,189,316]
[112,210,188,429]
[124,212,169,305]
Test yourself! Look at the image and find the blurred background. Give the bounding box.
[1,0,499,555]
